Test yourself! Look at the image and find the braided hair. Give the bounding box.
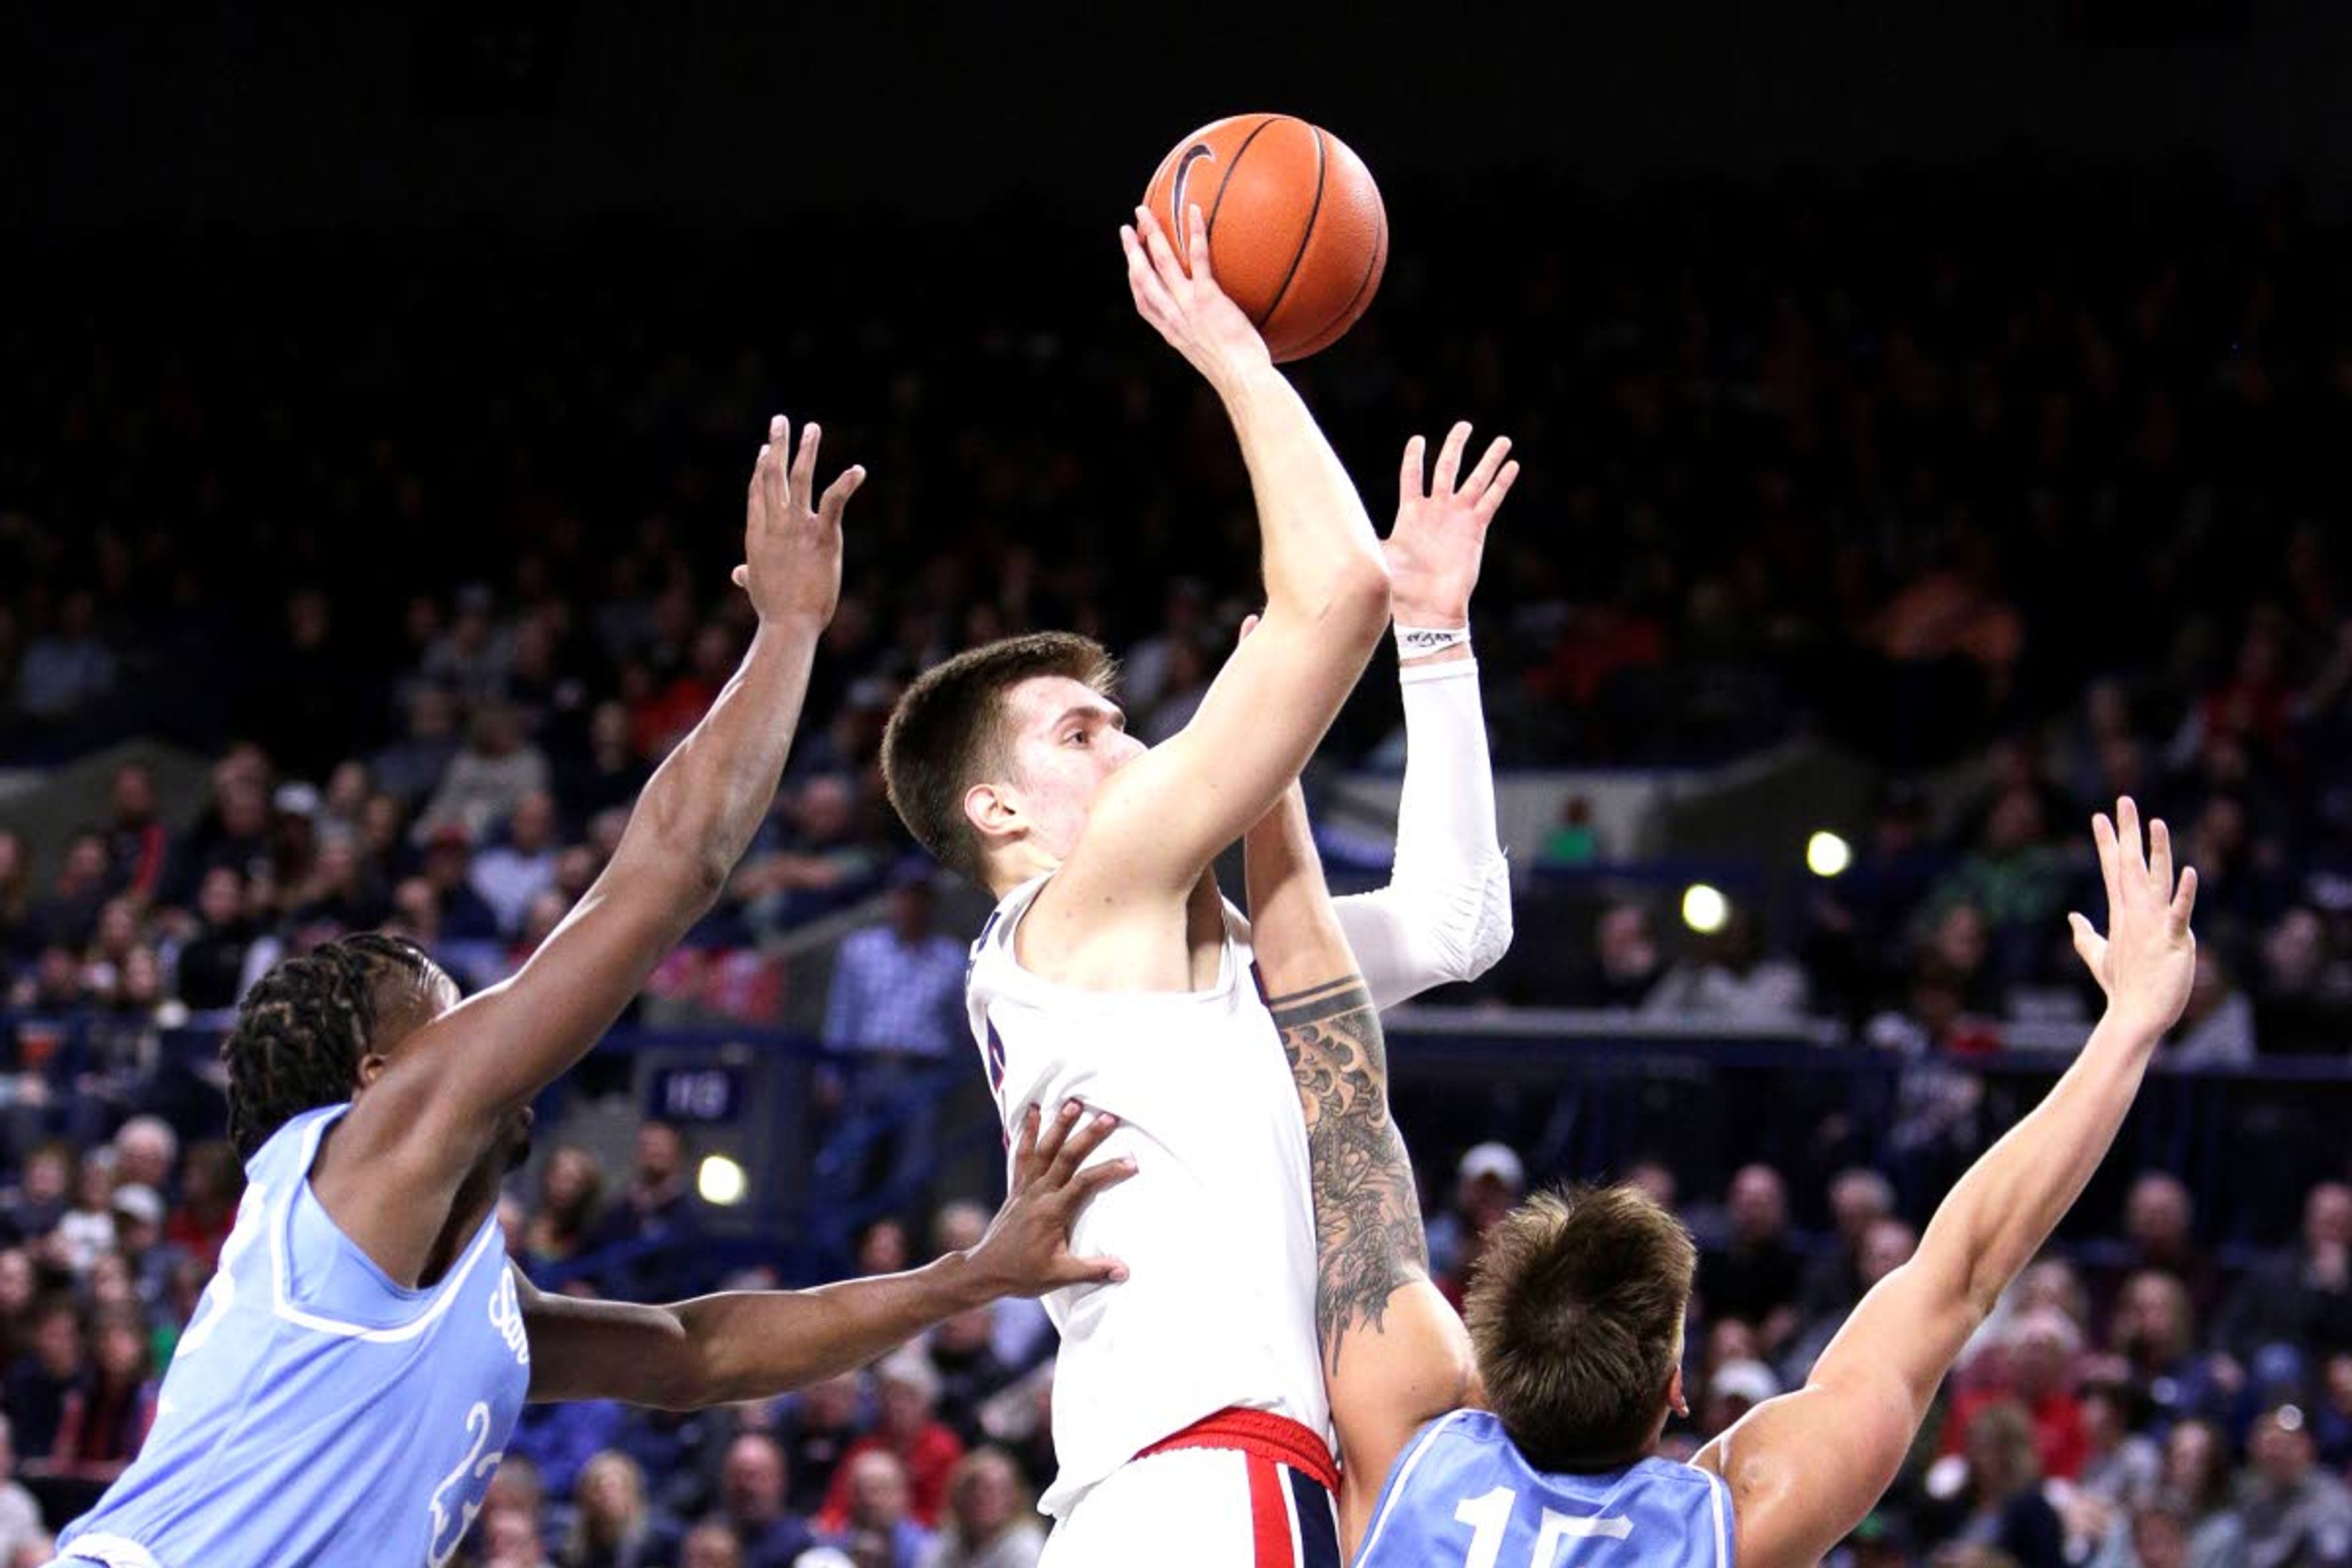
[222,932,437,1161]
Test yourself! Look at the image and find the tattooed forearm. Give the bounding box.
[1272,974,1431,1374]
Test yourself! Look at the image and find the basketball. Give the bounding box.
[1142,114,1389,363]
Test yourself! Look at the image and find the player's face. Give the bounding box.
[996,675,1147,861]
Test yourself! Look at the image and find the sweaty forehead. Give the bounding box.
[1003,674,1119,733]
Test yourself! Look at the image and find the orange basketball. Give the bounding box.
[1142,114,1389,363]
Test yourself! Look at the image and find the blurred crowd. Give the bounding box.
[6,1109,2352,1567]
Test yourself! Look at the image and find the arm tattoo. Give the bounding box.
[1272,974,1431,1374]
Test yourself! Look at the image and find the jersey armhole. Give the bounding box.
[1354,1409,1471,1562]
[265,1107,503,1338]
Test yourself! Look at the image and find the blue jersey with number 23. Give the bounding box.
[1355,1410,1735,1568]
[55,1104,530,1568]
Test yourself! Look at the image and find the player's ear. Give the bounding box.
[353,1052,391,1095]
[1667,1363,1689,1420]
[964,781,1019,840]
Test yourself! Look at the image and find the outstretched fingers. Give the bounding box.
[2068,910,2108,978]
[2092,810,2122,933]
[1476,459,1522,523]
[817,463,866,527]
[1044,1109,1121,1192]
[1463,435,1513,497]
[1431,421,1472,496]
[1009,1102,1046,1189]
[1121,224,1179,327]
[2171,865,2200,933]
[1399,434,1428,505]
[2148,815,2174,902]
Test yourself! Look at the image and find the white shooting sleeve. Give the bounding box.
[1332,657,1515,1010]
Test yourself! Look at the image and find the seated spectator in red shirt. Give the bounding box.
[1943,1307,2090,1482]
[818,1349,963,1532]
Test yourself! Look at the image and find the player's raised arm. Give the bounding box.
[314,417,864,1286]
[1333,426,1517,1006]
[522,1102,1133,1408]
[1064,207,1392,897]
[1246,782,1478,1552]
[1695,798,2198,1568]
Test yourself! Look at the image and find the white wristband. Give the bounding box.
[1395,621,1471,659]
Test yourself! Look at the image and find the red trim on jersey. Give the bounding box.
[1247,1446,1292,1564]
[1135,1406,1340,1494]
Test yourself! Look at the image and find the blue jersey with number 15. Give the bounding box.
[1355,1410,1734,1568]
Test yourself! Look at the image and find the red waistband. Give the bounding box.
[1136,1407,1340,1494]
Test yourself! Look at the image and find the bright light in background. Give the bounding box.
[1807,830,1853,878]
[698,1155,748,1207]
[1681,883,1730,935]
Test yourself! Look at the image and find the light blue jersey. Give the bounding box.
[1356,1410,1734,1568]
[55,1104,530,1568]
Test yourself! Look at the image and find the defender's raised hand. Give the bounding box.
[967,1101,1136,1298]
[2068,796,2199,1039]
[1120,203,1272,391]
[1388,423,1519,632]
[734,415,864,627]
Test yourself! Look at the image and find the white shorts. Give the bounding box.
[1041,1409,1341,1568]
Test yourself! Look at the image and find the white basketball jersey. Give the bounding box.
[966,873,1330,1520]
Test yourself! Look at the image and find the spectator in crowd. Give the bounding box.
[0,832,29,962]
[823,1450,932,1568]
[778,1373,867,1520]
[820,1350,962,1533]
[15,590,114,723]
[1943,1309,2090,1482]
[2075,1378,2163,1516]
[1698,1163,1805,1355]
[1428,1141,1525,1291]
[6,1297,83,1460]
[162,1140,241,1270]
[103,763,171,905]
[2217,1182,2352,1367]
[2169,950,2259,1068]
[511,1394,629,1505]
[1784,1216,1917,1384]
[2236,1405,2352,1568]
[562,1449,679,1568]
[2100,1174,2221,1324]
[854,1219,910,1280]
[0,1417,43,1566]
[821,869,967,1202]
[109,1118,176,1200]
[927,1202,1051,1376]
[584,1120,705,1302]
[1698,1358,1780,1442]
[1921,1400,2068,1568]
[917,1448,1042,1568]
[923,1307,1015,1451]
[1578,902,1665,1009]
[374,687,464,809]
[419,702,551,846]
[733,775,886,939]
[170,865,258,1011]
[473,790,564,938]
[680,1521,744,1568]
[1800,1167,1898,1324]
[710,1433,816,1568]
[522,1145,606,1281]
[48,1308,159,1482]
[2106,1272,2232,1434]
[1,1145,72,1247]
[1641,907,1811,1024]
[25,832,110,956]
[55,1155,117,1277]
[2157,1420,2244,1568]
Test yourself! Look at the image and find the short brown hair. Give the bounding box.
[1465,1184,1697,1470]
[881,632,1118,881]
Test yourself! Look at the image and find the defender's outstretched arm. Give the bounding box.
[1696,799,2198,1568]
[317,418,862,1286]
